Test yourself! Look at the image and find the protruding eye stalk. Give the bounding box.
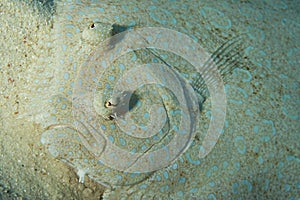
[108,114,116,120]
[104,100,117,108]
[90,23,95,29]
[104,99,118,121]
[102,92,131,121]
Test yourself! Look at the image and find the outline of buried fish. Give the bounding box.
[42,24,246,187]
[20,0,248,196]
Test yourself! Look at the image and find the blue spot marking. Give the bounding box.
[178,177,186,184]
[96,7,105,12]
[139,184,148,189]
[108,75,115,81]
[130,148,136,153]
[156,175,162,181]
[223,161,229,168]
[57,132,65,137]
[253,146,260,153]
[114,15,120,22]
[161,94,168,100]
[209,181,215,187]
[237,87,249,98]
[153,135,159,140]
[152,57,159,62]
[232,182,239,194]
[245,109,253,116]
[261,136,270,142]
[286,155,300,163]
[102,60,107,68]
[212,165,218,171]
[258,156,264,164]
[206,170,211,177]
[110,124,116,130]
[136,101,141,107]
[65,24,74,29]
[284,184,291,192]
[160,185,169,192]
[90,67,96,74]
[148,5,156,10]
[105,83,111,89]
[253,126,260,134]
[146,72,153,81]
[189,188,198,193]
[119,138,126,146]
[62,44,67,52]
[131,125,136,130]
[277,171,283,179]
[278,162,285,169]
[246,26,265,43]
[92,77,98,83]
[177,191,184,197]
[66,14,72,20]
[126,77,133,84]
[172,163,178,170]
[234,136,247,154]
[185,152,201,165]
[66,32,73,37]
[163,171,169,179]
[61,104,67,110]
[64,73,70,80]
[199,145,206,157]
[73,63,77,70]
[140,125,148,131]
[131,53,137,61]
[173,125,179,132]
[263,179,270,191]
[149,11,167,25]
[144,112,150,119]
[262,119,277,135]
[108,135,114,142]
[119,63,125,70]
[115,174,122,180]
[141,145,147,151]
[101,125,106,131]
[146,35,153,42]
[233,68,252,82]
[242,180,253,192]
[200,7,232,29]
[170,109,181,116]
[179,129,187,135]
[234,162,240,171]
[208,193,217,200]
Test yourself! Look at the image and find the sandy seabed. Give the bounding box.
[0,0,299,199]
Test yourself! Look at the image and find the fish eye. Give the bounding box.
[90,23,95,29]
[104,100,112,108]
[108,114,116,120]
[105,100,117,108]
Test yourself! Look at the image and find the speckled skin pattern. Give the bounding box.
[0,0,299,199]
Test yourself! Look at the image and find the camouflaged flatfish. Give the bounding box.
[25,0,246,199]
